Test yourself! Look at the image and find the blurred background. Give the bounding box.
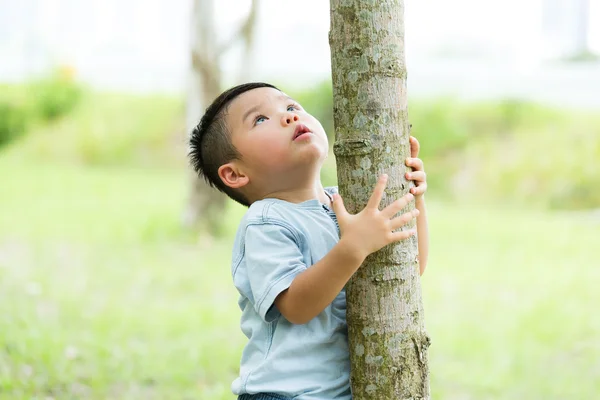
[1,0,599,399]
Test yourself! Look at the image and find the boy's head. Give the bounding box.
[189,82,329,207]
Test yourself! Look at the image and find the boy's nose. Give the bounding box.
[281,113,299,126]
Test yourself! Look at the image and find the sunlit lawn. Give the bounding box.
[1,158,599,399]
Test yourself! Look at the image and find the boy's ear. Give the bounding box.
[218,162,249,189]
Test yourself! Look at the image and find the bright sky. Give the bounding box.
[1,0,599,96]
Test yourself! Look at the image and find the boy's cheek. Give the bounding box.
[309,118,328,141]
[249,143,288,167]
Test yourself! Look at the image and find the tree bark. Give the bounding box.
[329,1,430,398]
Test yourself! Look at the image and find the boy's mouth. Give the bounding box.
[293,124,312,141]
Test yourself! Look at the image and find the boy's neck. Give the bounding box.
[259,181,331,206]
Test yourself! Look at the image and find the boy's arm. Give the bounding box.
[274,238,364,325]
[275,175,418,325]
[415,196,429,275]
[406,136,429,275]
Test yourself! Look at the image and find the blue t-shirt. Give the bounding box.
[231,187,351,399]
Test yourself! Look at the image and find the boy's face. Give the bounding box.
[221,87,329,196]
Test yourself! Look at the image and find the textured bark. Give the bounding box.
[184,0,260,233]
[329,1,430,398]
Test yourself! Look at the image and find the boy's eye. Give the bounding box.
[287,105,296,112]
[254,115,267,125]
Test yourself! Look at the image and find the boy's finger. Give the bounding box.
[331,193,349,218]
[410,183,427,196]
[390,228,417,242]
[405,157,424,171]
[410,136,420,158]
[367,174,388,210]
[405,171,426,182]
[390,208,420,230]
[381,193,414,219]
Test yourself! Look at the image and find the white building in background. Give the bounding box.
[0,0,599,105]
[542,0,595,57]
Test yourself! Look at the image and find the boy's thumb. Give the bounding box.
[331,193,347,217]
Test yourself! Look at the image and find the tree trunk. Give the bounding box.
[184,0,226,234]
[329,1,430,399]
[184,0,260,233]
[237,0,261,83]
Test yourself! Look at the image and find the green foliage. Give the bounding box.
[4,92,184,167]
[0,159,598,399]
[408,99,470,157]
[0,101,28,147]
[404,98,599,210]
[0,70,83,150]
[5,80,600,210]
[29,68,83,121]
[462,113,600,210]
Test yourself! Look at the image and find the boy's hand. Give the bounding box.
[405,136,427,198]
[331,174,418,262]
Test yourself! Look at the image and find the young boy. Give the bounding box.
[189,82,429,400]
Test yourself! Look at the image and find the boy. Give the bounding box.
[189,82,429,400]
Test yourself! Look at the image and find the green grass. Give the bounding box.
[425,204,600,399]
[0,160,244,399]
[1,156,599,399]
[1,85,599,398]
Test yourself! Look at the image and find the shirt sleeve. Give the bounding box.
[244,222,306,323]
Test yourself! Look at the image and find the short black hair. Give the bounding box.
[189,82,279,207]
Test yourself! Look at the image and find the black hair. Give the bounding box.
[189,82,279,207]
